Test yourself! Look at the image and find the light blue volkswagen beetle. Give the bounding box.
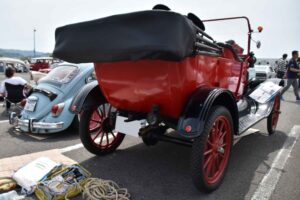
[9,63,95,134]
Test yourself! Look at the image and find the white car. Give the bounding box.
[254,64,276,81]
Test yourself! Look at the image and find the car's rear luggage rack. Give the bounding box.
[193,25,223,56]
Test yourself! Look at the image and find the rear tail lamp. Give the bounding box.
[51,103,65,117]
[20,99,27,107]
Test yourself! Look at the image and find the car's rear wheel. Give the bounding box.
[79,101,125,155]
[267,95,280,135]
[191,106,233,192]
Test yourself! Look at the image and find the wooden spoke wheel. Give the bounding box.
[79,102,125,155]
[191,106,233,192]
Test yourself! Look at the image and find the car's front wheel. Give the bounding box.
[79,101,125,155]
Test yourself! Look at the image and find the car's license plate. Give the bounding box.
[24,101,37,111]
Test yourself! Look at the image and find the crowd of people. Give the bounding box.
[274,50,300,101]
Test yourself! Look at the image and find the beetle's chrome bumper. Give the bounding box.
[9,112,64,132]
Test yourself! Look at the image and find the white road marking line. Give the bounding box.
[0,120,9,123]
[60,134,115,153]
[60,143,84,153]
[251,125,300,200]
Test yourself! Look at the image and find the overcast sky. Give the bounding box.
[0,0,299,58]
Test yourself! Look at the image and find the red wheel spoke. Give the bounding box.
[220,143,226,148]
[204,154,213,169]
[108,105,112,116]
[92,128,103,141]
[210,128,216,144]
[209,154,217,176]
[95,109,103,120]
[207,139,214,147]
[90,119,101,124]
[105,132,109,147]
[214,154,220,171]
[111,132,116,139]
[204,149,213,156]
[219,131,227,140]
[99,131,105,146]
[216,120,220,132]
[102,104,106,117]
[206,158,214,177]
[219,121,225,133]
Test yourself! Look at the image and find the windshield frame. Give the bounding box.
[203,16,252,55]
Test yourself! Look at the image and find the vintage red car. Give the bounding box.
[30,57,61,71]
[53,6,281,193]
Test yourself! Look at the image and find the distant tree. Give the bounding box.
[20,56,31,61]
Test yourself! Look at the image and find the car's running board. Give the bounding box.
[238,102,274,135]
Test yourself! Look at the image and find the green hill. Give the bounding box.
[0,48,50,59]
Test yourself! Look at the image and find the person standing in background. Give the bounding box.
[275,54,288,78]
[280,51,300,101]
[297,57,300,89]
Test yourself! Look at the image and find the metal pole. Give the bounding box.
[33,29,36,57]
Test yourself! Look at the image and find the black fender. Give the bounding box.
[177,87,239,139]
[70,80,106,113]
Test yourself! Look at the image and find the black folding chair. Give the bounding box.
[4,82,25,113]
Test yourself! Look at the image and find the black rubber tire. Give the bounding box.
[79,104,125,156]
[191,106,233,193]
[267,95,280,135]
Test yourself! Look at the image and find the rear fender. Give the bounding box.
[70,81,105,113]
[177,87,239,138]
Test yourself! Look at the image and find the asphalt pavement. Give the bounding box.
[0,88,299,200]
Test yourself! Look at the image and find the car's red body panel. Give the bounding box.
[95,51,248,118]
[30,62,50,71]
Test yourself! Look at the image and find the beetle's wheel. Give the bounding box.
[267,95,281,135]
[80,102,125,155]
[191,106,233,192]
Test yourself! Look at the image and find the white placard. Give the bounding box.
[249,81,281,104]
[115,116,146,137]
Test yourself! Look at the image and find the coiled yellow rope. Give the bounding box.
[82,178,131,200]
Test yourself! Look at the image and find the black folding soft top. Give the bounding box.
[53,10,197,63]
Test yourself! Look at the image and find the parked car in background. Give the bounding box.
[30,61,63,84]
[30,57,61,71]
[254,64,276,81]
[29,70,47,85]
[0,57,29,73]
[10,63,96,134]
